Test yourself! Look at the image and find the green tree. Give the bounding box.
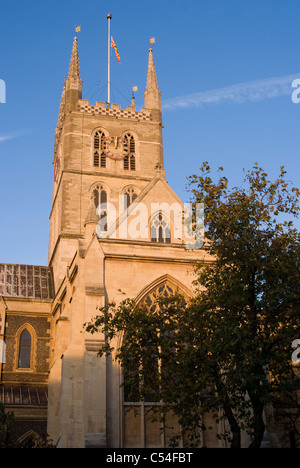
[0,403,55,448]
[85,163,300,448]
[0,403,15,448]
[187,163,300,447]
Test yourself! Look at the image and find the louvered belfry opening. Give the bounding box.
[93,130,106,168]
[123,133,136,171]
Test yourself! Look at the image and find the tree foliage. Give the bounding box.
[85,163,300,448]
[0,403,15,448]
[0,403,55,448]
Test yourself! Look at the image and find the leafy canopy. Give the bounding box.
[85,163,300,448]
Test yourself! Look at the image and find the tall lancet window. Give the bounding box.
[93,184,108,232]
[18,329,32,369]
[123,133,136,171]
[93,130,106,168]
[123,186,138,210]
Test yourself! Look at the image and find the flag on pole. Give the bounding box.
[75,25,81,33]
[111,36,121,63]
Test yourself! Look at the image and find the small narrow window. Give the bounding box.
[18,329,32,369]
[94,151,100,167]
[101,153,106,168]
[130,137,135,154]
[130,155,136,171]
[124,155,129,171]
[94,133,100,150]
[93,185,108,232]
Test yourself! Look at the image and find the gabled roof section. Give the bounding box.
[0,385,48,406]
[104,176,185,240]
[0,264,54,300]
[125,176,184,213]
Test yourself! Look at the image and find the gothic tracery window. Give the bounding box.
[143,283,175,312]
[123,281,176,404]
[122,280,187,447]
[123,133,136,171]
[93,130,106,168]
[151,211,171,244]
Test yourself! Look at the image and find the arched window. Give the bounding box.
[123,282,176,404]
[123,186,138,210]
[123,133,136,171]
[151,211,171,244]
[93,130,106,168]
[18,329,32,369]
[93,184,108,232]
[122,279,188,447]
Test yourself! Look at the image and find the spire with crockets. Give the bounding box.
[144,38,162,113]
[68,34,81,81]
[64,31,83,111]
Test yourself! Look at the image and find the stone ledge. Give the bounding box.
[85,285,105,296]
[85,432,107,448]
[85,339,105,352]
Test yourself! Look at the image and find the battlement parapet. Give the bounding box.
[77,100,152,121]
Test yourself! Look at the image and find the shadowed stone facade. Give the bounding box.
[0,266,52,441]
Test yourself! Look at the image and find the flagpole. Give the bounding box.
[107,13,112,106]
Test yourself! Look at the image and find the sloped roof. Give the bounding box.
[0,385,48,406]
[0,264,54,300]
[104,176,184,240]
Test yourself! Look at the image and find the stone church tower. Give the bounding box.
[45,32,212,448]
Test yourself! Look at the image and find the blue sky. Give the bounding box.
[0,0,299,266]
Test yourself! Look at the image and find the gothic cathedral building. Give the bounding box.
[0,33,213,448]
